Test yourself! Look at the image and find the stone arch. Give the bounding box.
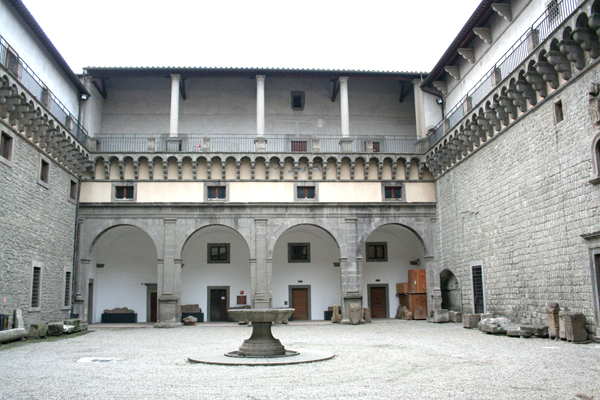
[440,268,462,312]
[84,221,163,261]
[267,221,346,260]
[358,220,430,257]
[176,223,253,260]
[591,130,600,178]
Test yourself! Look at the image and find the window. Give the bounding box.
[208,243,230,263]
[554,100,564,123]
[31,265,41,309]
[208,186,226,199]
[5,48,20,77]
[115,186,134,200]
[288,243,310,263]
[366,242,387,262]
[38,157,50,188]
[291,91,305,111]
[384,186,402,199]
[297,186,315,199]
[373,141,381,153]
[0,132,13,163]
[472,265,485,313]
[547,0,560,23]
[69,179,78,201]
[291,140,308,152]
[64,271,72,307]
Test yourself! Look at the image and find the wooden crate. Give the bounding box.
[408,269,427,294]
[397,294,409,310]
[396,283,409,294]
[408,294,428,320]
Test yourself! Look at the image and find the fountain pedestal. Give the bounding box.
[227,308,296,358]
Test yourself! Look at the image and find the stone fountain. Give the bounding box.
[226,308,297,357]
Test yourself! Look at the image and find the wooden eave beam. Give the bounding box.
[179,77,187,100]
[399,81,413,103]
[92,78,107,100]
[331,79,340,102]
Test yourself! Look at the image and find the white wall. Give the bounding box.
[180,226,251,318]
[89,226,158,323]
[271,226,341,320]
[362,224,425,318]
[0,1,80,114]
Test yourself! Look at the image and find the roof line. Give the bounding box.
[8,0,89,96]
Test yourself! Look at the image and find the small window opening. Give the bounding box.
[384,186,401,199]
[291,91,305,111]
[366,242,387,262]
[373,141,381,153]
[547,0,560,23]
[64,271,72,307]
[555,100,563,123]
[31,266,41,308]
[291,140,308,152]
[289,243,310,263]
[208,186,226,199]
[69,180,77,200]
[115,186,134,200]
[208,244,230,263]
[1,132,12,161]
[40,159,49,183]
[472,265,485,313]
[5,49,19,76]
[297,186,315,199]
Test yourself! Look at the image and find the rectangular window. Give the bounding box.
[208,243,230,263]
[297,186,315,199]
[373,141,381,153]
[208,186,226,199]
[5,49,19,77]
[555,100,564,123]
[39,159,49,183]
[547,0,560,23]
[288,243,310,263]
[291,91,305,111]
[291,140,307,152]
[64,271,72,307]
[384,186,401,199]
[472,265,485,314]
[69,179,77,200]
[115,186,134,200]
[0,132,12,161]
[31,266,41,309]
[366,242,387,262]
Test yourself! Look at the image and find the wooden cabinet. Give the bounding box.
[396,283,409,294]
[408,294,427,320]
[408,269,427,294]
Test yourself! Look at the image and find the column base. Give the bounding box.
[154,322,183,329]
[341,293,363,325]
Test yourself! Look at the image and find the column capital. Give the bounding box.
[170,74,181,80]
[256,75,266,82]
[338,76,349,84]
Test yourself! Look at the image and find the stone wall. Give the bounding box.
[435,64,600,326]
[0,125,77,328]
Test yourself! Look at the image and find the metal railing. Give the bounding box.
[0,35,89,144]
[428,0,578,147]
[95,134,418,154]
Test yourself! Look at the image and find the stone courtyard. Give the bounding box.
[0,319,598,399]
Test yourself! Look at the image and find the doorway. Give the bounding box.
[368,284,388,318]
[87,279,94,324]
[145,283,157,322]
[208,286,229,321]
[289,286,310,320]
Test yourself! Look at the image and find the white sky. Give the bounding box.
[21,0,482,74]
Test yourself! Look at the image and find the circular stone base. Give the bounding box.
[225,350,299,358]
[188,350,334,366]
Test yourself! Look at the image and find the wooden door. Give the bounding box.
[150,292,157,322]
[210,289,228,321]
[370,286,387,318]
[87,280,94,324]
[291,288,309,320]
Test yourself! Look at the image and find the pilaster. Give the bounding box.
[253,218,270,308]
[155,218,182,328]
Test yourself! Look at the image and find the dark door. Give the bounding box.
[370,286,387,318]
[210,289,228,321]
[87,280,94,324]
[150,292,157,322]
[291,288,309,320]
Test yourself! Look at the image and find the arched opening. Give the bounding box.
[89,225,158,323]
[271,224,341,320]
[180,225,251,322]
[440,269,461,312]
[363,224,426,319]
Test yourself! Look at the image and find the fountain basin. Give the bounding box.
[228,308,294,323]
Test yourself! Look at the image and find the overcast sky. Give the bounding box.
[21,0,481,74]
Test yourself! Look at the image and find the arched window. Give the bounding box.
[591,134,600,184]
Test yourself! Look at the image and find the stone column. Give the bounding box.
[253,218,270,308]
[341,218,363,324]
[72,258,90,322]
[256,75,266,137]
[339,77,350,138]
[425,255,441,316]
[156,218,182,328]
[169,74,181,138]
[413,79,427,140]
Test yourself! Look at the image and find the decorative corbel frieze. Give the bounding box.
[473,27,492,44]
[444,66,460,80]
[432,81,448,95]
[457,48,475,64]
[491,3,512,22]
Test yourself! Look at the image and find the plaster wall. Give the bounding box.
[319,182,382,202]
[137,182,204,203]
[229,182,293,203]
[445,0,550,111]
[80,182,111,203]
[271,228,341,320]
[89,226,157,323]
[180,227,252,318]
[405,182,436,202]
[436,67,600,326]
[0,1,79,114]
[362,225,425,318]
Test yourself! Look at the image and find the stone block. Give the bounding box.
[448,311,462,323]
[28,323,47,338]
[561,312,588,342]
[462,314,481,329]
[363,307,372,323]
[104,307,135,314]
[478,317,510,334]
[183,315,197,326]
[395,305,403,319]
[47,323,63,336]
[64,319,81,332]
[14,309,24,329]
[181,304,201,314]
[63,325,75,334]
[401,306,413,320]
[349,303,362,325]
[481,313,492,320]
[558,310,569,340]
[331,305,341,323]
[520,325,548,338]
[431,309,449,323]
[546,303,560,339]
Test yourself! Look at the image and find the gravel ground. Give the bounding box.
[0,319,599,400]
